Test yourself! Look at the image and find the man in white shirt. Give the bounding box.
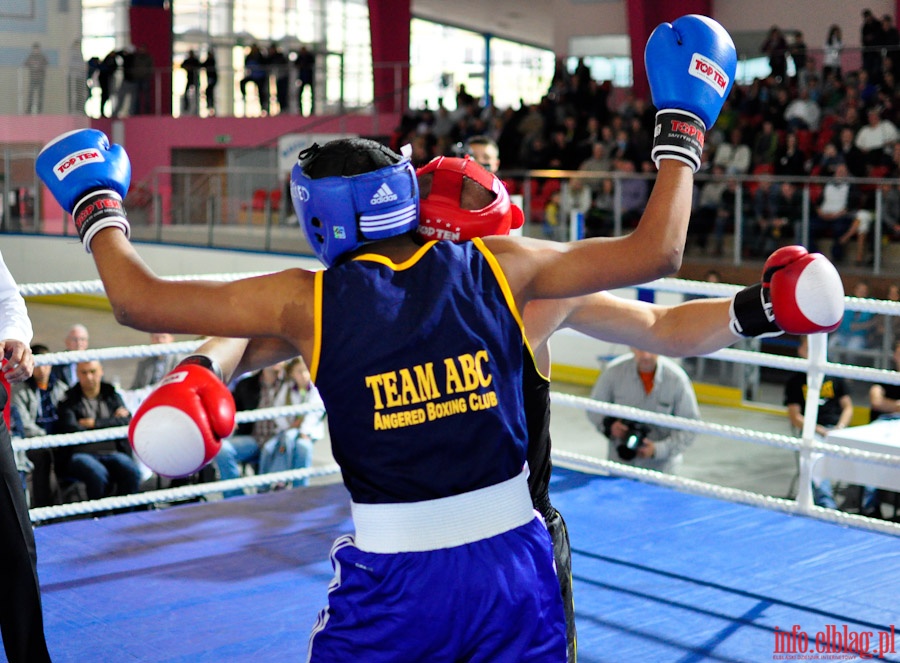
[0,248,51,662]
[855,107,899,166]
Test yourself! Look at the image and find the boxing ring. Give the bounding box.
[16,274,900,662]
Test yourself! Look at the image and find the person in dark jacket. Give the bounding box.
[56,360,142,500]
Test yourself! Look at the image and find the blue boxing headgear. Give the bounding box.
[290,138,419,267]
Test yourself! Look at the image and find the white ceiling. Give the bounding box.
[412,0,557,49]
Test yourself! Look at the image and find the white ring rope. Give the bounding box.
[17,272,900,533]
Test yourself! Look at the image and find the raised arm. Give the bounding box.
[492,16,737,304]
[35,129,314,358]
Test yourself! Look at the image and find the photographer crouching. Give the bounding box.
[587,348,700,474]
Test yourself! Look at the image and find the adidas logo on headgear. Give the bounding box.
[370,183,398,205]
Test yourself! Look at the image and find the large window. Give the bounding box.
[409,19,555,111]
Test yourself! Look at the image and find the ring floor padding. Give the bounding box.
[35,468,900,662]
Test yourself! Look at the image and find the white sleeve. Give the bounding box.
[0,249,32,344]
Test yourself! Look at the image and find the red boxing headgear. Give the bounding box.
[416,156,524,241]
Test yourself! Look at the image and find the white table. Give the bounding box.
[819,418,900,492]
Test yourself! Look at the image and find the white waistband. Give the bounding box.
[351,470,536,553]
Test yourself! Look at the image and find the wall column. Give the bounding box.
[368,0,411,114]
[626,0,713,102]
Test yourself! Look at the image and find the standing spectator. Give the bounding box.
[131,46,154,116]
[181,49,202,115]
[784,335,854,510]
[268,42,289,113]
[240,44,269,115]
[130,332,180,389]
[51,323,89,388]
[56,360,142,500]
[67,39,87,115]
[823,25,844,81]
[23,43,48,114]
[748,178,780,256]
[761,26,789,83]
[587,348,699,475]
[790,30,809,87]
[881,15,900,79]
[862,9,884,82]
[114,46,137,117]
[257,356,325,487]
[202,49,218,116]
[13,344,69,508]
[98,49,119,118]
[214,363,283,497]
[295,45,315,116]
[464,135,501,174]
[0,249,51,663]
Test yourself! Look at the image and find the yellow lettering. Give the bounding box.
[398,368,419,405]
[413,363,440,400]
[821,381,835,399]
[469,390,498,411]
[457,353,480,391]
[475,350,492,388]
[365,374,386,410]
[383,372,401,408]
[444,357,464,394]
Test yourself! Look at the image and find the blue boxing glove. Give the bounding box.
[36,129,131,253]
[645,15,737,172]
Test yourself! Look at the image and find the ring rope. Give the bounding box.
[552,392,900,467]
[13,403,326,452]
[19,272,900,532]
[29,464,342,524]
[551,450,900,537]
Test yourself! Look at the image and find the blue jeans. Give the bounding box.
[214,435,260,498]
[66,452,143,500]
[813,479,878,514]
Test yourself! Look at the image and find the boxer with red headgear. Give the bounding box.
[416,155,844,662]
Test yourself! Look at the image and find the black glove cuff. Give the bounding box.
[71,188,131,253]
[651,110,706,173]
[178,354,225,382]
[729,283,780,338]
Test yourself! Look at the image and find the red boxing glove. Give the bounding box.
[129,363,235,478]
[730,246,844,337]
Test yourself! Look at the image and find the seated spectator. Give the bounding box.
[579,142,612,191]
[214,362,284,497]
[834,207,876,265]
[587,347,700,475]
[748,178,779,256]
[130,332,180,389]
[583,178,615,238]
[876,283,900,353]
[751,120,780,168]
[774,132,810,176]
[770,181,802,250]
[855,106,899,168]
[809,163,861,261]
[814,142,844,177]
[829,280,878,357]
[784,336,875,512]
[784,86,821,131]
[560,178,593,232]
[712,127,752,174]
[56,360,142,500]
[257,356,325,487]
[835,126,869,177]
[12,344,69,507]
[870,339,900,423]
[51,323,89,387]
[615,159,648,228]
[691,164,728,253]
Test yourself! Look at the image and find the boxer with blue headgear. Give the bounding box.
[289,138,419,267]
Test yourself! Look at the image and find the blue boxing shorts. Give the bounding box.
[306,472,566,662]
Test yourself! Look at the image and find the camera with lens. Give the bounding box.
[604,417,651,461]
